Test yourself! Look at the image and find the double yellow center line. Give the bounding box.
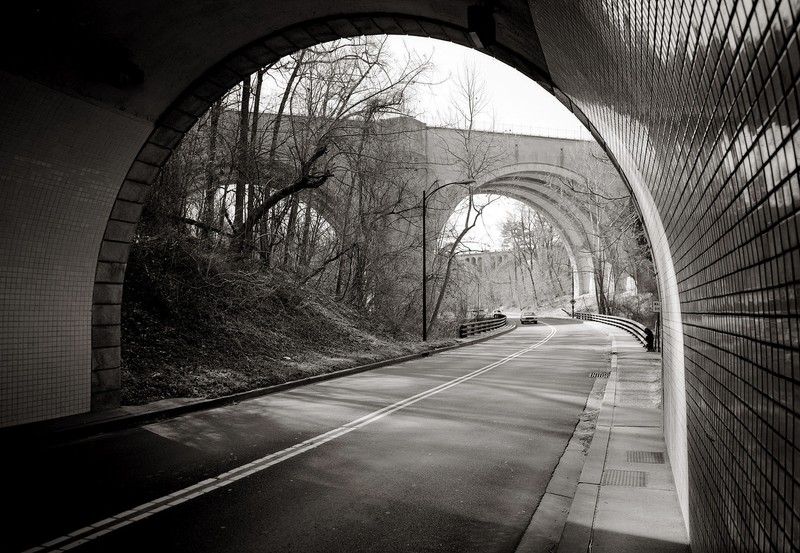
[27,325,556,553]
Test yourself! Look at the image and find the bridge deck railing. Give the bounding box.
[575,312,650,348]
[458,316,507,338]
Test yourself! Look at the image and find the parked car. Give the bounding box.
[520,311,538,324]
[491,309,504,318]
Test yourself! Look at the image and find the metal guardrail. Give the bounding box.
[459,315,507,338]
[575,312,652,350]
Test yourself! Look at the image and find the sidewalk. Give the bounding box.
[518,323,691,553]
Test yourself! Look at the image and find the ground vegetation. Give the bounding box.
[122,37,458,405]
[122,38,657,405]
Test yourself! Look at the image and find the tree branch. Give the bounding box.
[242,145,332,238]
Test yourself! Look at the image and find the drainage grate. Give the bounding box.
[601,469,647,487]
[627,450,665,464]
[590,371,611,378]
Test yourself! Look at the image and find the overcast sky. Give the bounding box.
[387,35,587,138]
[386,36,589,251]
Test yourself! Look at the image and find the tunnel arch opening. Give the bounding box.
[94,11,675,430]
[4,3,681,530]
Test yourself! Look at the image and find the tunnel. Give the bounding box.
[0,1,797,550]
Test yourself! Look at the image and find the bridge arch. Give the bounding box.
[477,162,591,188]
[475,162,608,297]
[432,165,600,297]
[474,188,595,297]
[1,3,797,549]
[432,160,632,299]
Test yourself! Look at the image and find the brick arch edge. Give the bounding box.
[89,12,608,411]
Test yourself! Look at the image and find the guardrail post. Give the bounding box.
[574,312,651,348]
[458,315,506,339]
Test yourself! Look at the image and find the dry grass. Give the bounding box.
[121,235,456,405]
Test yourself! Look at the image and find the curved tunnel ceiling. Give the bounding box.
[1,5,556,123]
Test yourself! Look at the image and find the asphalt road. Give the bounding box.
[7,318,611,553]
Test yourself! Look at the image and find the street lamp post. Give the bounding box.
[422,179,476,341]
[422,188,427,341]
[571,268,576,318]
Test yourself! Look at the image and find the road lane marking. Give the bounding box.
[24,325,557,553]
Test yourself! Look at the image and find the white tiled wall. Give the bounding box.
[0,72,151,427]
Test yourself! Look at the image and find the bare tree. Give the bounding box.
[425,61,507,334]
[427,189,498,333]
[545,144,654,314]
[144,36,446,338]
[211,37,428,265]
[501,205,571,308]
[436,61,509,180]
[272,37,431,308]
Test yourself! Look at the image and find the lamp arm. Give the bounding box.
[426,179,476,197]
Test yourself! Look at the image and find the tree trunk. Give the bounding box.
[335,196,353,297]
[268,54,303,169]
[341,117,373,306]
[202,100,222,240]
[298,200,313,268]
[282,195,300,268]
[520,211,539,307]
[250,69,264,151]
[427,241,459,335]
[525,263,539,307]
[245,70,265,252]
[428,205,478,334]
[233,80,251,254]
[545,243,566,296]
[350,171,367,307]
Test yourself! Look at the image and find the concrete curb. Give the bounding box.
[515,374,608,552]
[2,323,517,447]
[516,322,616,553]
[556,327,618,553]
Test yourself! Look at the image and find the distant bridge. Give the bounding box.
[309,119,615,297]
[418,123,620,297]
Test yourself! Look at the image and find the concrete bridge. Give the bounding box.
[0,2,797,551]
[421,127,612,298]
[290,119,618,298]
